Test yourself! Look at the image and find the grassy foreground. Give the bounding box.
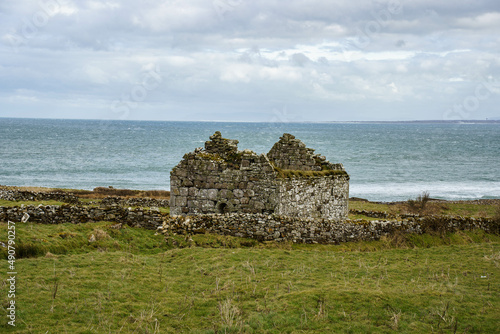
[1,219,499,333]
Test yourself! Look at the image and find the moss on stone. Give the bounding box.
[225,152,243,169]
[196,152,224,162]
[271,163,348,178]
[197,150,243,169]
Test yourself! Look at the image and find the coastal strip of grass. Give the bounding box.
[349,200,499,218]
[1,220,499,333]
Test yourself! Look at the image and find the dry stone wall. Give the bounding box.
[100,196,169,208]
[0,190,79,204]
[1,204,496,244]
[0,205,165,230]
[160,213,497,244]
[0,190,169,209]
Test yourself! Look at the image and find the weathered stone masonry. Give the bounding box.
[170,132,350,220]
[1,204,165,230]
[160,214,498,244]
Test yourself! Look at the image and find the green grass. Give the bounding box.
[349,200,392,212]
[0,186,91,194]
[348,214,380,221]
[1,220,499,333]
[0,221,171,259]
[349,200,498,218]
[442,203,497,218]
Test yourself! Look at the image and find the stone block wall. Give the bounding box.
[170,149,279,216]
[276,175,349,220]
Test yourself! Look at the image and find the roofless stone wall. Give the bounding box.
[276,176,349,220]
[170,132,349,220]
[170,148,278,216]
[267,133,321,171]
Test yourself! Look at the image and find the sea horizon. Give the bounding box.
[2,116,499,124]
[1,117,499,202]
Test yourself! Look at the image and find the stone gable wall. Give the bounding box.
[170,150,279,216]
[204,131,239,158]
[267,133,321,171]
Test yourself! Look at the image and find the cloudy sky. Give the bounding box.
[1,0,499,122]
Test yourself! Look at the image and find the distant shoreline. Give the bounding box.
[325,120,500,124]
[1,117,499,124]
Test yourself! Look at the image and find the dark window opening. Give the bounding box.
[218,203,228,214]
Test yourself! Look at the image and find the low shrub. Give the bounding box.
[406,191,430,214]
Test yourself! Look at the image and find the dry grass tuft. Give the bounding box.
[92,229,110,241]
[218,298,241,329]
[45,252,57,258]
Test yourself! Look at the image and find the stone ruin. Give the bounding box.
[169,132,349,221]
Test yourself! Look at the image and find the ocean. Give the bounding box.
[1,118,499,202]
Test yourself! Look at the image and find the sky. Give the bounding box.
[0,0,499,122]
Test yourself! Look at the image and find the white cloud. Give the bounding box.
[389,82,399,93]
[220,64,252,83]
[259,66,302,81]
[454,12,500,29]
[86,1,120,11]
[0,0,499,121]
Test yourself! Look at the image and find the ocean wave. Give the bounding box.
[350,181,500,202]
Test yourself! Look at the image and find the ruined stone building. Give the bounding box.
[170,132,349,220]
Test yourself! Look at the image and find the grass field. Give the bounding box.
[1,219,499,333]
[1,190,499,333]
[349,200,499,219]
